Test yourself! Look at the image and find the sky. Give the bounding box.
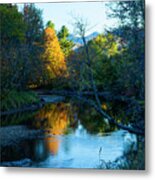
[18,1,119,36]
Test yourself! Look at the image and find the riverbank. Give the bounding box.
[0,125,44,148]
[1,90,65,116]
[0,125,46,167]
[1,90,40,112]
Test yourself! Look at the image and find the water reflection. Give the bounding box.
[33,103,73,156]
[34,103,71,134]
[0,101,135,168]
[75,121,87,137]
[45,136,60,155]
[32,139,49,162]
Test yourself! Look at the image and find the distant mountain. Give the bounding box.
[68,32,99,45]
[68,34,83,44]
[85,32,99,42]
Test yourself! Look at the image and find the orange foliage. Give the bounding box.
[34,103,71,155]
[35,103,70,135]
[43,27,67,78]
[101,103,108,110]
[45,136,59,155]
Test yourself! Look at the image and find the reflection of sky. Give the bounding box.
[30,103,125,168]
[18,1,119,35]
[31,121,126,168]
[32,128,126,168]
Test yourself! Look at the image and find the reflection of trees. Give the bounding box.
[34,103,71,134]
[33,103,73,155]
[45,137,59,155]
[71,14,144,135]
[77,102,116,134]
[32,139,49,161]
[1,111,37,126]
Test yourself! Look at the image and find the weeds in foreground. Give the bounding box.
[98,138,145,170]
[1,90,40,111]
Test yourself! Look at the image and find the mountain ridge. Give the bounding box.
[68,32,99,45]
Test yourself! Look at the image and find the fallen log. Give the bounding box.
[70,95,144,136]
[45,90,141,105]
[42,90,144,136]
[0,103,44,116]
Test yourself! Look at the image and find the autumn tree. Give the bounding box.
[42,21,67,84]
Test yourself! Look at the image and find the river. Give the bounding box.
[0,100,143,169]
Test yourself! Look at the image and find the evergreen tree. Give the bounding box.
[46,20,55,29]
[0,4,27,93]
[23,4,44,45]
[23,4,44,86]
[58,25,74,58]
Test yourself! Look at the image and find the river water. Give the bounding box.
[0,101,139,169]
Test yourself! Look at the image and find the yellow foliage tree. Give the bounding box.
[42,24,67,80]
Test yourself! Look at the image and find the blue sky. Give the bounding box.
[18,1,119,35]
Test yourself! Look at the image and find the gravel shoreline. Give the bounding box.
[0,125,44,148]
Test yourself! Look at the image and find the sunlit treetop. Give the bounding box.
[42,25,67,79]
[46,20,55,29]
[90,33,125,57]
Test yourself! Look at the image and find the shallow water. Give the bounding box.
[30,126,126,168]
[1,102,131,168]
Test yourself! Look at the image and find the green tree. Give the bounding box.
[58,25,74,58]
[106,0,144,28]
[0,4,27,94]
[106,0,145,99]
[23,4,44,45]
[0,4,45,94]
[0,4,26,45]
[46,20,55,29]
[23,4,44,86]
[58,25,69,39]
[104,0,145,132]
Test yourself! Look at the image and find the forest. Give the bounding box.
[0,1,145,169]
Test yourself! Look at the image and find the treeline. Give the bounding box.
[0,1,145,131]
[0,2,144,99]
[68,1,144,99]
[1,4,43,94]
[0,4,73,98]
[67,0,144,132]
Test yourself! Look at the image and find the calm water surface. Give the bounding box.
[1,102,129,168]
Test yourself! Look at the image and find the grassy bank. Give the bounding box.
[1,90,40,112]
[98,138,145,170]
